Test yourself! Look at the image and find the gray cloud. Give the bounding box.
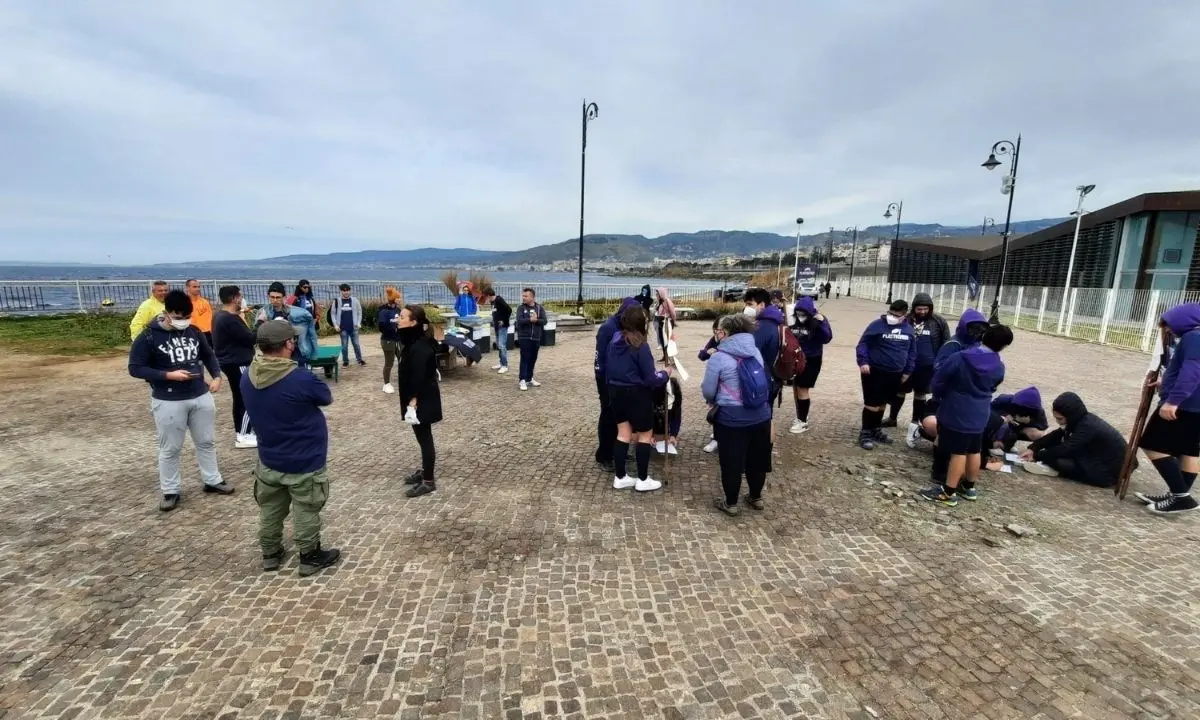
[1,0,1197,263]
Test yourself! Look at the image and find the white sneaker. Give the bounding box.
[519,380,528,391]
[667,443,678,456]
[789,419,809,435]
[655,441,667,454]
[905,422,920,449]
[635,477,663,492]
[530,379,542,387]
[703,439,719,453]
[988,447,1005,457]
[382,383,395,394]
[613,476,636,490]
[498,366,509,374]
[491,364,502,371]
[235,433,258,449]
[1021,460,1059,477]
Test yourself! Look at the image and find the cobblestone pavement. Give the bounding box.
[2,297,1198,720]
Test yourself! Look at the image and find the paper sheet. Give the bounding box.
[1000,464,1014,473]
[1004,453,1021,463]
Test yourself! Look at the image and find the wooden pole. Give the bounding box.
[1117,328,1167,499]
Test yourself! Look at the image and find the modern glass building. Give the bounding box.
[890,191,1200,290]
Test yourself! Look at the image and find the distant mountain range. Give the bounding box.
[233,217,1070,268]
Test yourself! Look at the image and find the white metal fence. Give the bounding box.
[847,278,1183,354]
[0,279,725,316]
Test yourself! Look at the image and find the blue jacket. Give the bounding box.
[256,304,318,359]
[855,317,917,374]
[605,334,669,389]
[377,303,401,342]
[1160,303,1200,412]
[454,292,478,318]
[790,296,833,358]
[128,316,221,401]
[933,346,1006,434]
[701,332,773,427]
[933,308,988,369]
[595,298,641,377]
[241,359,332,474]
[753,305,785,369]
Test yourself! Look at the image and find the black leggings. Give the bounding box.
[412,423,436,484]
[714,421,771,506]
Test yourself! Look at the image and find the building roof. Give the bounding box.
[900,190,1200,261]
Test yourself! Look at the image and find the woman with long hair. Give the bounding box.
[653,287,678,361]
[396,304,443,498]
[288,279,319,330]
[606,305,671,492]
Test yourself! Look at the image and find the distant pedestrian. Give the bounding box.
[653,287,678,362]
[185,279,214,347]
[483,288,512,374]
[515,287,547,391]
[330,283,365,367]
[787,296,833,434]
[241,319,340,576]
[128,289,233,512]
[855,300,916,449]
[378,287,403,393]
[454,282,478,318]
[129,280,169,340]
[212,284,257,448]
[288,280,319,331]
[606,305,670,492]
[396,305,443,498]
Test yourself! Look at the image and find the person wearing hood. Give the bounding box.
[855,300,917,449]
[653,287,678,362]
[128,289,233,512]
[744,287,786,464]
[637,284,654,315]
[786,296,833,434]
[287,279,319,331]
[986,386,1048,454]
[920,324,1013,506]
[256,281,318,367]
[396,305,444,499]
[916,307,991,482]
[1129,303,1200,514]
[889,293,951,443]
[594,297,643,470]
[454,282,478,318]
[1018,392,1126,489]
[605,305,671,493]
[240,319,340,576]
[702,314,773,516]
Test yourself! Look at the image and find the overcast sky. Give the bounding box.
[1,0,1198,264]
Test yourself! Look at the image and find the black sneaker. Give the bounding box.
[881,417,898,428]
[872,428,894,445]
[1147,495,1199,515]
[357,359,367,366]
[919,485,959,507]
[714,498,740,516]
[1134,490,1172,505]
[858,430,876,450]
[342,361,349,368]
[406,482,436,498]
[745,495,765,511]
[298,547,341,577]
[402,469,423,485]
[159,494,180,512]
[203,482,235,495]
[262,548,288,572]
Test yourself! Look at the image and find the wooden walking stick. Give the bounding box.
[1116,328,1170,499]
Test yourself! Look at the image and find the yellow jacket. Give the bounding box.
[129,296,165,340]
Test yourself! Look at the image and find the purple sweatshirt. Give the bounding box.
[1160,303,1200,411]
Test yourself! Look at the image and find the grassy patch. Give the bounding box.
[0,313,134,355]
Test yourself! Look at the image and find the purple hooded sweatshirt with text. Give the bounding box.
[1160,303,1200,412]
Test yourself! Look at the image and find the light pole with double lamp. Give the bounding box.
[845,226,858,296]
[883,201,902,304]
[576,100,599,315]
[980,135,1021,324]
[1057,183,1096,333]
[980,217,995,235]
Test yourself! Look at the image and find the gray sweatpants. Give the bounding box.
[151,393,224,494]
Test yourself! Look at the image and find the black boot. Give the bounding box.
[406,482,436,498]
[402,469,422,485]
[298,546,341,577]
[262,548,288,572]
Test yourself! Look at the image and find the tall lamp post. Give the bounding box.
[1057,183,1096,333]
[883,201,903,304]
[981,217,995,236]
[790,217,805,292]
[981,135,1021,324]
[845,226,858,296]
[827,227,835,284]
[576,100,599,315]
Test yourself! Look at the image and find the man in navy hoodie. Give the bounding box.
[242,320,341,575]
[744,288,785,463]
[921,324,1013,506]
[128,290,233,512]
[1135,303,1200,515]
[855,300,917,449]
[593,297,642,470]
[890,293,951,445]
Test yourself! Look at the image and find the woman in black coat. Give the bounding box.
[397,305,443,498]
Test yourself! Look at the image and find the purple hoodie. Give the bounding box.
[932,346,1006,434]
[790,297,833,358]
[1160,303,1200,411]
[594,297,643,377]
[933,308,988,368]
[752,304,786,368]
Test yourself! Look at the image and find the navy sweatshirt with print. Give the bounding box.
[128,318,221,400]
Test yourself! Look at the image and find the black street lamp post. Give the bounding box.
[576,100,599,315]
[883,201,902,304]
[845,226,858,296]
[980,217,995,236]
[981,135,1021,324]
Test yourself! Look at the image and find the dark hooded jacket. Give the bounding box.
[605,332,670,389]
[790,296,833,358]
[933,308,988,369]
[991,386,1049,436]
[241,355,332,474]
[753,304,786,369]
[932,345,1006,434]
[1159,303,1200,412]
[909,292,951,368]
[595,298,642,378]
[1029,392,1126,488]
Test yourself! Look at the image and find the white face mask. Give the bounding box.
[743,306,759,318]
[170,318,192,330]
[795,313,809,323]
[885,315,903,326]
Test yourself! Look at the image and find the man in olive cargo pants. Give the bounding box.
[241,320,341,576]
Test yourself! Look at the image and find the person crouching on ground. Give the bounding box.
[787,296,832,435]
[855,300,916,449]
[702,314,773,516]
[241,319,340,576]
[606,305,671,492]
[698,318,721,454]
[1019,392,1126,488]
[128,289,233,511]
[920,324,1013,506]
[653,376,684,456]
[397,305,444,498]
[986,386,1048,457]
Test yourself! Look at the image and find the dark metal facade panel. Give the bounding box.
[890,246,970,284]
